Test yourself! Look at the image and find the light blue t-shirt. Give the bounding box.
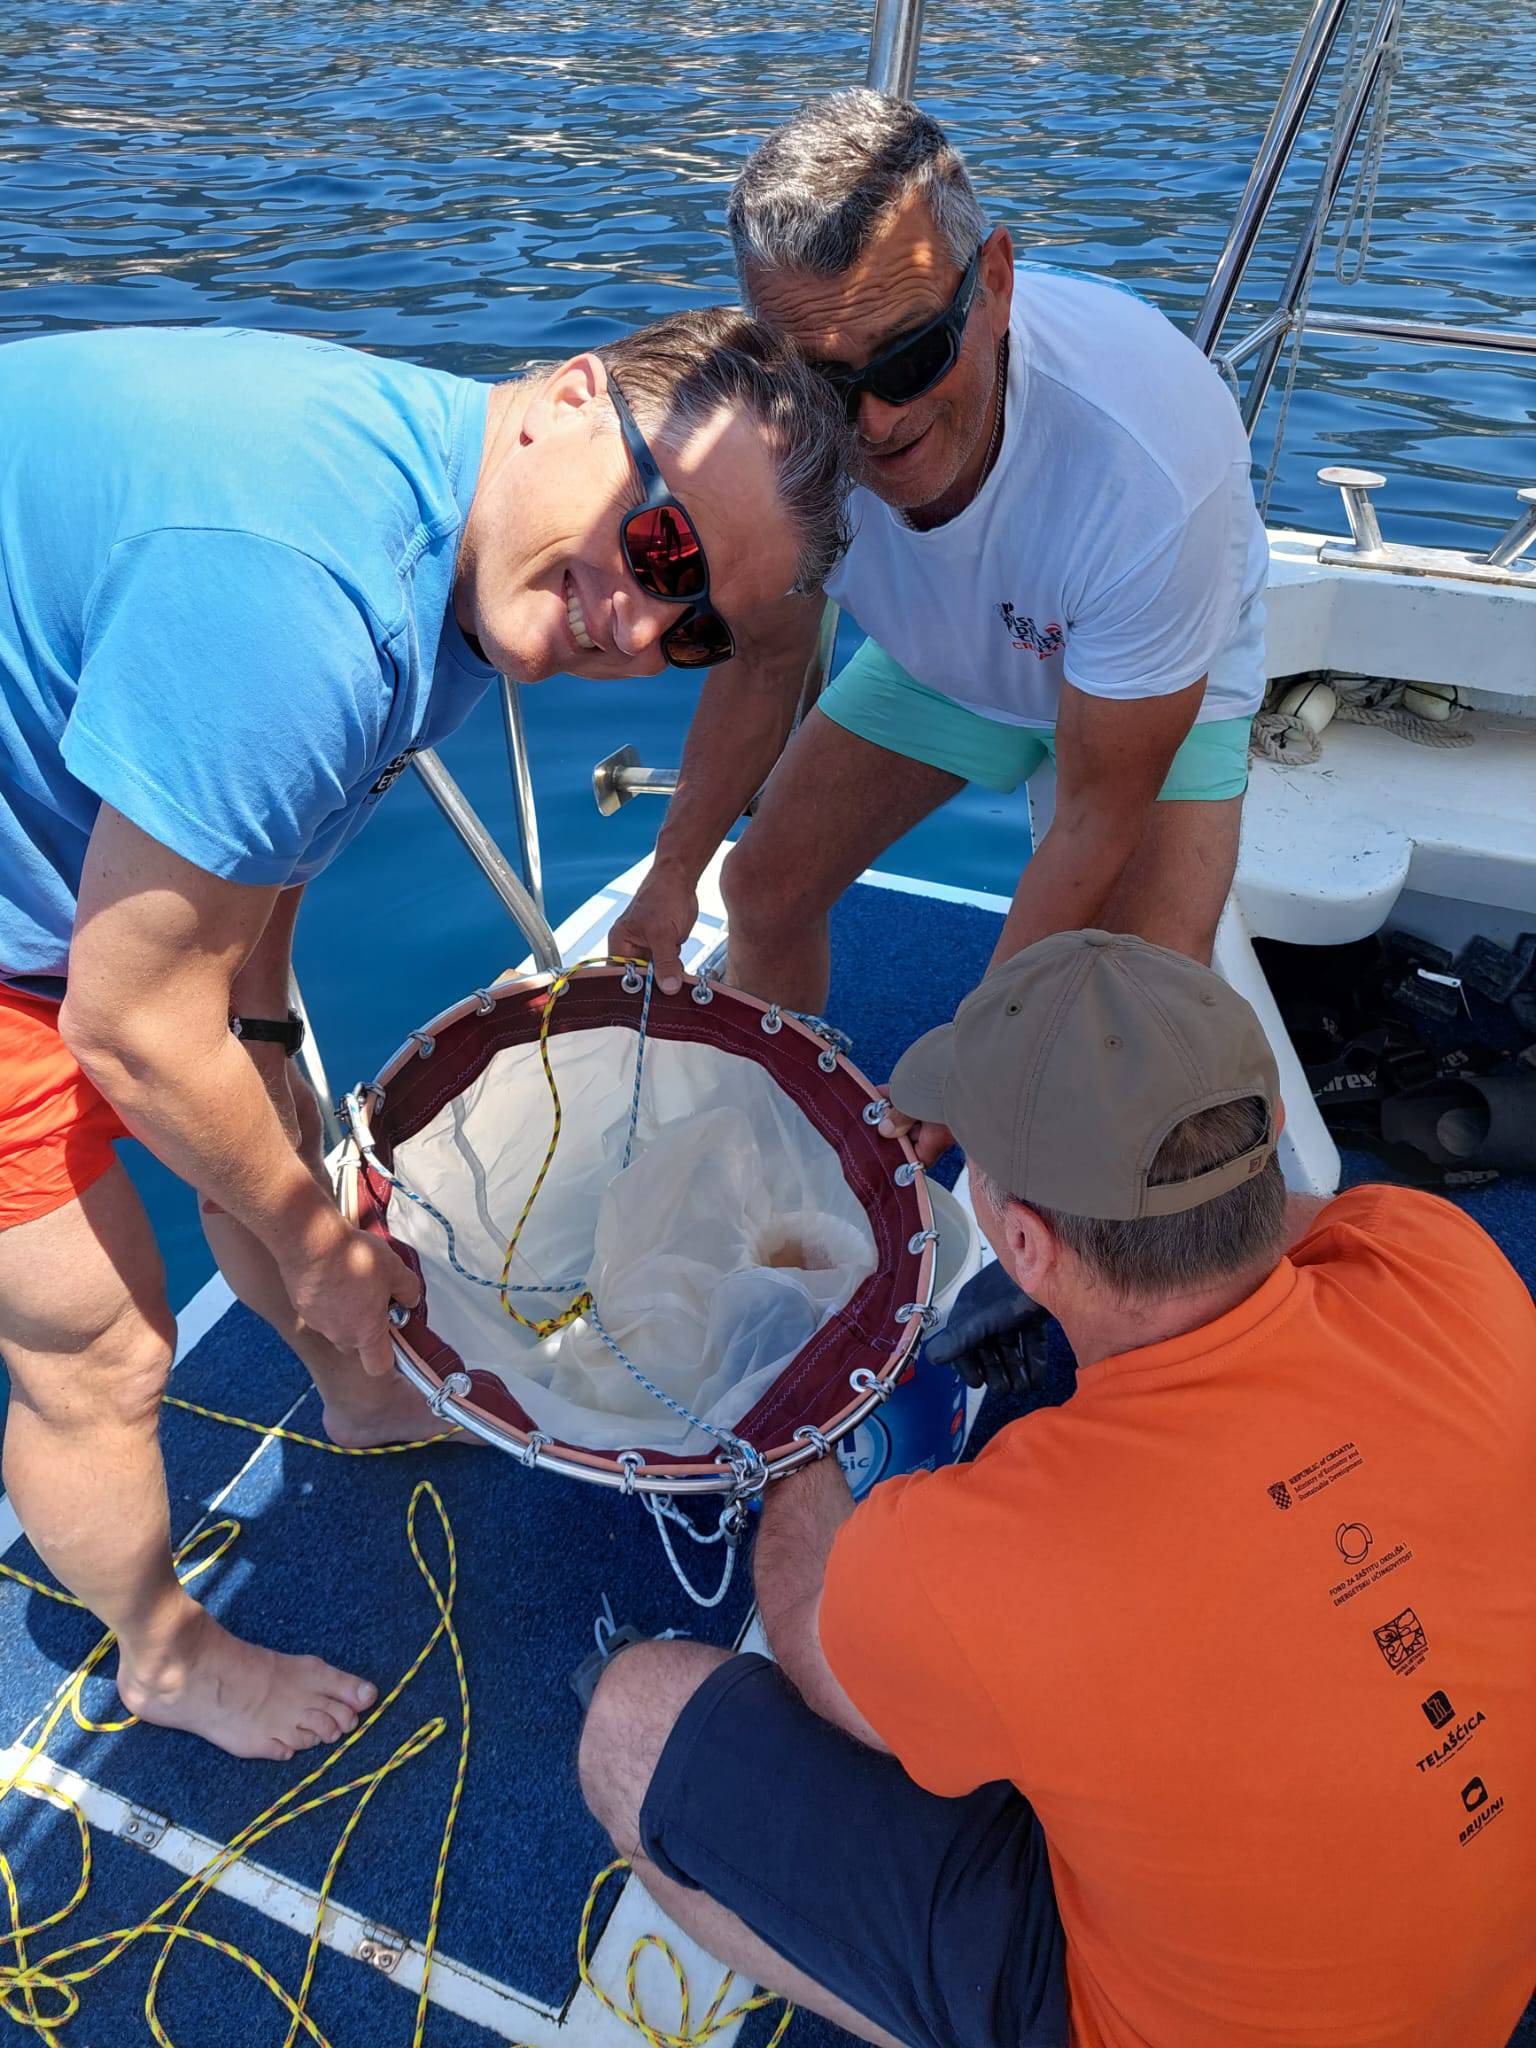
[0,325,497,995]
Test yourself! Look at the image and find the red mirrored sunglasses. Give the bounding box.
[607,377,736,670]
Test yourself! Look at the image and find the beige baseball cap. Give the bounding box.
[889,930,1280,1219]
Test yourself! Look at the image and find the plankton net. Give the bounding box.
[339,963,939,1596]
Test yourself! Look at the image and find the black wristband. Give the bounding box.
[231,1009,306,1058]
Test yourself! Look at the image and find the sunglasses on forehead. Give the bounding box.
[606,377,736,671]
[816,244,984,418]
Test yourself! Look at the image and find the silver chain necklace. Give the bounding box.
[900,332,1009,531]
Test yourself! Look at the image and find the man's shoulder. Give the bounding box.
[82,331,474,627]
[1299,1181,1505,1260]
[1012,263,1247,503]
[25,326,472,541]
[1291,1183,1533,1355]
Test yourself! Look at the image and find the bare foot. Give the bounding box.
[117,1606,377,1761]
[320,1374,474,1452]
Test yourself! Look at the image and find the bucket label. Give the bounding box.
[839,1357,967,1500]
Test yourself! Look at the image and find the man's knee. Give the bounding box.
[9,1300,175,1431]
[578,1640,731,1853]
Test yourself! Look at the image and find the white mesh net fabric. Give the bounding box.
[388,1027,877,1456]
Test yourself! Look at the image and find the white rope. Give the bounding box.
[1332,674,1472,748]
[1332,12,1402,287]
[1251,671,1473,764]
[1250,709,1326,766]
[1259,1,1405,519]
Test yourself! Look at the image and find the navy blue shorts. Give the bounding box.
[638,1652,1069,2048]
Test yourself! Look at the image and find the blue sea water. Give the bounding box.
[2,0,1534,1301]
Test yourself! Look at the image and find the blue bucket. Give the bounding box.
[837,1179,984,1501]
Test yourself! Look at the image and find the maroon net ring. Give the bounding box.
[339,965,937,1498]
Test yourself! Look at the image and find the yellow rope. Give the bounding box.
[0,1483,467,2046]
[492,953,652,1340]
[494,962,597,1338]
[573,1860,793,2048]
[161,1393,463,1456]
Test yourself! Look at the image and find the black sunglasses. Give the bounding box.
[606,377,736,670]
[816,244,984,418]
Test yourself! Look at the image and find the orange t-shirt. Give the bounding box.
[820,1186,1536,2048]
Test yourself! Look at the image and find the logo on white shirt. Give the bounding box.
[995,601,1064,659]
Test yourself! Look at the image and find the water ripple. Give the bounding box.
[2,0,1533,539]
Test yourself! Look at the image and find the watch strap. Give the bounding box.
[231,1010,306,1057]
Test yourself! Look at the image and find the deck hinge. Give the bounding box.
[121,1804,169,1852]
[355,1924,407,1975]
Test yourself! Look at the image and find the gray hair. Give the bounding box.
[592,307,852,594]
[978,1096,1287,1301]
[728,90,990,294]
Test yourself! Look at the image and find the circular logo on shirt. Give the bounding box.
[1335,1521,1373,1563]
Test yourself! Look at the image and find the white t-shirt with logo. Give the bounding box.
[825,265,1270,727]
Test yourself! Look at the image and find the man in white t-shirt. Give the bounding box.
[612,92,1268,1098]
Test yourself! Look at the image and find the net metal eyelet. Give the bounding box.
[617,1449,646,1496]
[621,965,644,995]
[410,1031,435,1059]
[427,1370,472,1417]
[818,1049,838,1073]
[897,1302,940,1334]
[863,1098,892,1127]
[760,1005,782,1035]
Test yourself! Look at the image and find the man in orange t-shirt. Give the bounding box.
[579,931,1536,2048]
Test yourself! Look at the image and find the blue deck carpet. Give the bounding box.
[2,876,1532,2048]
[0,1824,508,2048]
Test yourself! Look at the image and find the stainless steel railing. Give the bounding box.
[1194,0,1535,439]
[585,0,929,824]
[867,0,927,98]
[1191,0,1356,364]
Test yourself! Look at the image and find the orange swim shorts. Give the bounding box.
[0,985,129,1231]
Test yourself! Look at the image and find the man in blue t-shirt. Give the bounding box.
[0,311,848,1761]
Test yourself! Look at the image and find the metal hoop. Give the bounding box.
[894,1160,923,1187]
[474,989,496,1015]
[818,1049,838,1073]
[898,1302,940,1334]
[410,1031,435,1059]
[621,965,644,995]
[793,1425,833,1458]
[690,971,715,1006]
[863,1098,891,1127]
[760,1005,783,1035]
[908,1228,940,1254]
[617,1449,646,1497]
[387,1302,411,1329]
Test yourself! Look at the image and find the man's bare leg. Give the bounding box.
[579,1641,906,2048]
[202,1051,463,1451]
[202,1208,459,1450]
[0,1165,376,1759]
[722,709,964,1012]
[1100,795,1244,964]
